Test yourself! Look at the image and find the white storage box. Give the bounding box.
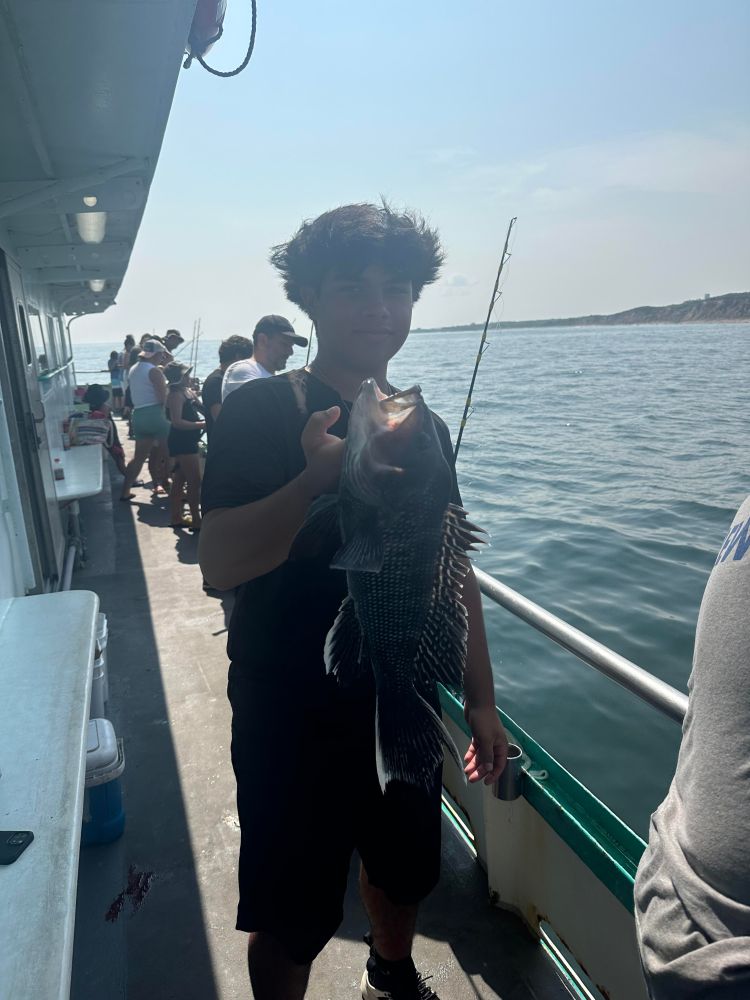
[95,612,108,654]
[89,655,106,719]
[95,612,109,704]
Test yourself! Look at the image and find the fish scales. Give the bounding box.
[294,379,484,792]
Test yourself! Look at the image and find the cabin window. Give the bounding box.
[62,321,73,364]
[48,315,68,366]
[27,306,53,373]
[17,305,33,368]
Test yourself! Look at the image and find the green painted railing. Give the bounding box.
[439,685,646,913]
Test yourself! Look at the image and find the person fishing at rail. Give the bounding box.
[120,339,172,501]
[199,202,509,1000]
[201,334,254,444]
[164,361,205,530]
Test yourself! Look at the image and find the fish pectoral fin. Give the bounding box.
[375,686,462,793]
[330,523,384,572]
[324,595,370,684]
[289,494,340,560]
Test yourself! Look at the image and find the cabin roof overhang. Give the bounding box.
[0,0,196,316]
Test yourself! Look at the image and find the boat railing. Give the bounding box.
[473,566,688,725]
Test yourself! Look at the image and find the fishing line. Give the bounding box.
[453,217,516,462]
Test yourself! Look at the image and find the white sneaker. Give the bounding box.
[361,963,439,999]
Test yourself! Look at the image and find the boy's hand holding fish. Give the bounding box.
[298,405,346,500]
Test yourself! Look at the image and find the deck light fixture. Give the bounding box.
[88,279,106,293]
[75,211,107,244]
[82,195,98,207]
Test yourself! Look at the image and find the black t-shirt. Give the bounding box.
[201,367,223,441]
[201,368,460,697]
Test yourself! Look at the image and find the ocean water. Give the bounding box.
[73,321,750,836]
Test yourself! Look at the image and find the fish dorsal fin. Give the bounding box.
[324,595,370,684]
[445,503,487,558]
[413,505,487,691]
[330,516,384,572]
[289,494,339,560]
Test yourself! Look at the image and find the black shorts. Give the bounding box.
[227,663,443,964]
[111,386,124,398]
[167,429,201,457]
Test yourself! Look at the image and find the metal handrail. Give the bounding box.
[474,566,688,725]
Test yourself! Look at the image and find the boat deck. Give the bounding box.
[70,437,572,1000]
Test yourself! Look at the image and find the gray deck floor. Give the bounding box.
[70,433,571,1000]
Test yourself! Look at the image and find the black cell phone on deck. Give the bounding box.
[0,831,34,865]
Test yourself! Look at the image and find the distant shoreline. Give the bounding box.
[414,290,750,333]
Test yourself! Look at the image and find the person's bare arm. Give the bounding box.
[462,566,509,784]
[210,402,221,422]
[199,406,343,590]
[149,366,167,405]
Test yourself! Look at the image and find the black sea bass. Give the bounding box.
[300,379,484,792]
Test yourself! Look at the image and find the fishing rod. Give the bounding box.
[193,317,202,372]
[176,322,195,369]
[305,320,315,365]
[453,216,516,462]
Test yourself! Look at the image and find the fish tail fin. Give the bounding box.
[374,685,462,793]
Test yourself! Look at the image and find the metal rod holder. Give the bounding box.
[494,743,524,801]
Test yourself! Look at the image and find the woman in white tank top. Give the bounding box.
[128,358,163,408]
[120,340,171,500]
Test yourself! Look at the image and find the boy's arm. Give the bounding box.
[199,406,343,590]
[462,566,509,784]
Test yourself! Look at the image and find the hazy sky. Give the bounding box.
[73,0,750,344]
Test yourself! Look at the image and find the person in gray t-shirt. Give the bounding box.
[634,495,750,998]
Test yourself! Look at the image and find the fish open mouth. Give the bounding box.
[349,380,427,483]
[377,384,423,429]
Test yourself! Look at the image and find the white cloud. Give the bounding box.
[440,273,478,296]
[425,146,478,167]
[452,129,750,210]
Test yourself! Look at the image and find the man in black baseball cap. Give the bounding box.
[222,315,308,400]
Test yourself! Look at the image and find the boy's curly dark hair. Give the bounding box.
[269,202,444,316]
[219,335,253,366]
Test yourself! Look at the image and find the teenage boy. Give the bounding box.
[221,314,308,400]
[199,203,508,1000]
[201,334,254,443]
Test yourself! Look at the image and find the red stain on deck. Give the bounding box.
[105,865,156,922]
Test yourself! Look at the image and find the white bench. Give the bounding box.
[0,590,99,1000]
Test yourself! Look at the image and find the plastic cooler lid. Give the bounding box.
[86,718,118,772]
